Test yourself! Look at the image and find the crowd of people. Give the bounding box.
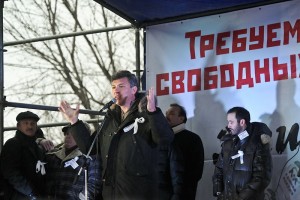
[0,70,272,200]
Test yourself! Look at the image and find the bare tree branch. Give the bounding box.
[3,0,141,143]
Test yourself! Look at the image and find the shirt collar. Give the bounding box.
[172,123,186,134]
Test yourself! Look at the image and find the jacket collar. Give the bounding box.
[15,130,37,141]
[15,130,42,160]
[107,93,144,127]
[48,145,83,162]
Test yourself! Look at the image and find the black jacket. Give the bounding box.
[70,94,174,200]
[157,142,185,200]
[173,129,204,200]
[0,131,46,200]
[213,122,272,200]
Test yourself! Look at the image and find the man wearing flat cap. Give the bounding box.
[0,111,48,199]
[16,111,40,123]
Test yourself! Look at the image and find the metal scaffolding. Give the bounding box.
[0,1,142,151]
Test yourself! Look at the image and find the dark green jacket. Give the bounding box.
[70,94,174,200]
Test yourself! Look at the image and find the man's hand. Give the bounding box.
[39,139,54,151]
[58,100,80,124]
[146,87,156,112]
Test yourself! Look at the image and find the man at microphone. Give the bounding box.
[212,107,272,200]
[59,70,174,200]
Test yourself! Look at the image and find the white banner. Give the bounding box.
[146,1,300,199]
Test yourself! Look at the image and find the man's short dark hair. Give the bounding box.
[111,70,138,88]
[170,103,187,123]
[227,107,251,125]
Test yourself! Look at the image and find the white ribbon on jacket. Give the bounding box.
[123,117,145,134]
[36,160,46,175]
[231,150,244,164]
[64,156,79,169]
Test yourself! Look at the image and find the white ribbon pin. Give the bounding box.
[123,117,145,134]
[64,157,79,169]
[36,160,46,175]
[238,130,249,140]
[231,150,244,164]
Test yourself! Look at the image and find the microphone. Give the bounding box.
[217,129,227,139]
[217,127,230,139]
[99,98,116,113]
[225,127,230,132]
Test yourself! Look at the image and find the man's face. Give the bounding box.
[227,112,243,135]
[111,77,137,107]
[166,106,184,128]
[64,131,77,149]
[17,119,37,137]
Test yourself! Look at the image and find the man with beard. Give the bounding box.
[212,107,272,200]
[58,70,174,200]
[0,111,48,199]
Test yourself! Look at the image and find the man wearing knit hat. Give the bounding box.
[0,111,48,199]
[45,123,101,200]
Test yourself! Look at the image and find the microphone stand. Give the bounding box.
[84,167,88,200]
[74,156,88,200]
[73,109,109,199]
